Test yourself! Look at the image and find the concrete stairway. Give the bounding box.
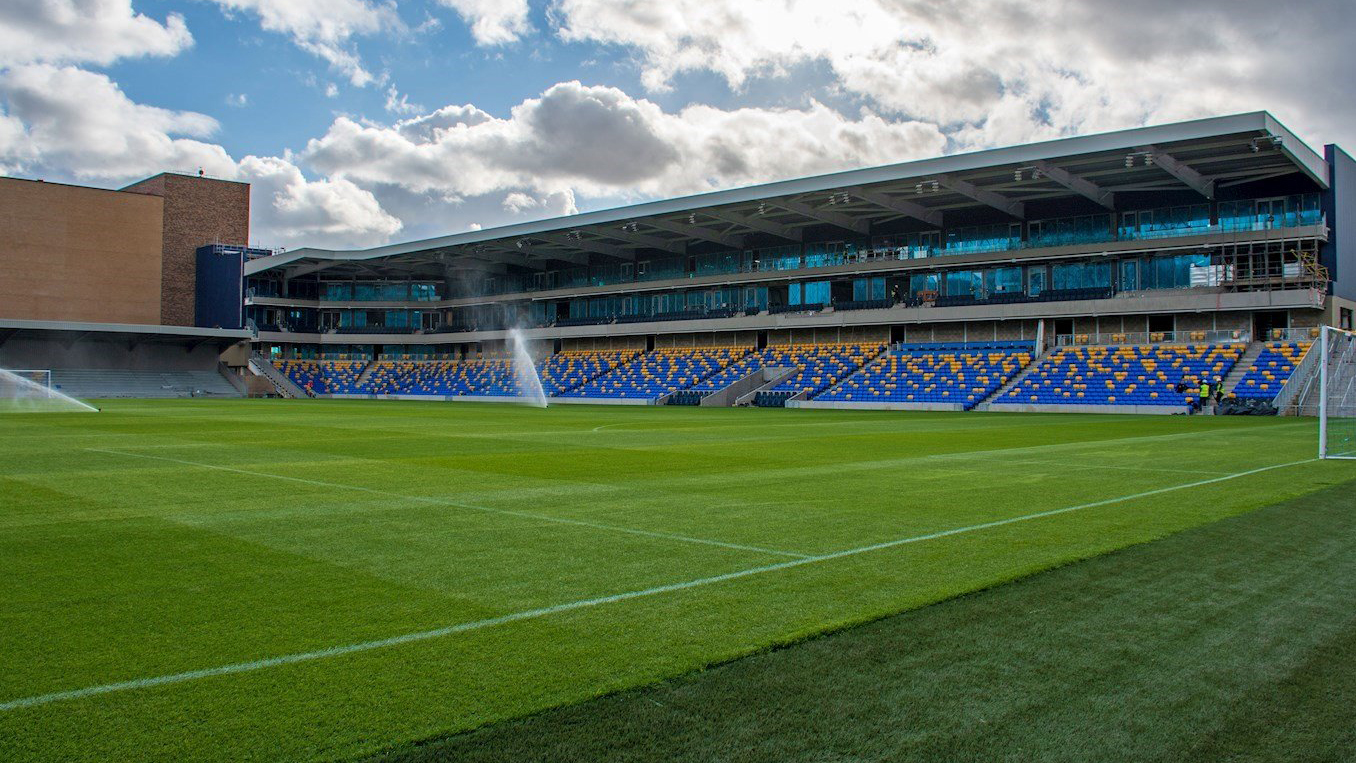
[248,354,306,398]
[352,361,380,390]
[51,369,242,399]
[1223,341,1264,395]
[733,367,801,406]
[973,354,1043,410]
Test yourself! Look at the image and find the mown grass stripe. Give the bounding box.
[1,457,1314,713]
[83,448,810,559]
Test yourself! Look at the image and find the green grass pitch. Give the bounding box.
[0,400,1351,761]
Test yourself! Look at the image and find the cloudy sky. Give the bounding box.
[1,0,1352,251]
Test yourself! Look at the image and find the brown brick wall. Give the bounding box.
[123,173,250,326]
[0,178,165,324]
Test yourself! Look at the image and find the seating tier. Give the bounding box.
[1231,342,1312,400]
[559,347,749,399]
[818,350,1032,409]
[994,344,1245,407]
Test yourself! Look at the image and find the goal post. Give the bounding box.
[1,369,53,396]
[1318,326,1356,460]
[10,370,52,390]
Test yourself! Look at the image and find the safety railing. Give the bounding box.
[1054,329,1251,347]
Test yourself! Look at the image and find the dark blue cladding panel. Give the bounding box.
[195,245,244,329]
[1323,144,1356,301]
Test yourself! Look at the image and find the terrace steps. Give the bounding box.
[351,361,380,389]
[734,367,801,406]
[974,356,1043,411]
[1223,342,1265,395]
[51,368,242,399]
[249,354,305,398]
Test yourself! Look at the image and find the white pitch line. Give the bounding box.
[1,457,1316,713]
[83,449,808,560]
[590,422,631,432]
[936,455,1229,476]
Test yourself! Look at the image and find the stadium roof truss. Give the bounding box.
[248,112,1329,282]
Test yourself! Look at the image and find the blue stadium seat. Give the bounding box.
[817,348,1032,409]
[558,347,749,400]
[993,343,1245,408]
[1231,341,1313,400]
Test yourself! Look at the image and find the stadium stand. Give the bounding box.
[1231,341,1313,400]
[50,369,241,399]
[689,352,773,393]
[271,352,644,397]
[817,342,1033,409]
[994,344,1245,408]
[757,344,885,404]
[540,350,639,395]
[274,360,367,396]
[558,347,749,399]
[366,359,514,396]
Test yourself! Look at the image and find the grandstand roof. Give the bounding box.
[247,111,1329,281]
[0,318,252,346]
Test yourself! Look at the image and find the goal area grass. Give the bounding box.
[1,400,1352,761]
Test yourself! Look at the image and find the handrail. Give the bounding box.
[1274,341,1323,415]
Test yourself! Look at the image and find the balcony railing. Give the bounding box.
[1053,330,1251,347]
[281,211,1327,305]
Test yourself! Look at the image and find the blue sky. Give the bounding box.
[2,0,1353,250]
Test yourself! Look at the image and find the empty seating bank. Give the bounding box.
[266,336,1316,411]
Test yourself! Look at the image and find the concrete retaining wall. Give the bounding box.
[789,400,964,412]
[985,403,1185,415]
[546,396,654,406]
[323,393,545,404]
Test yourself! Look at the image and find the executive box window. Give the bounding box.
[1051,261,1111,290]
[852,277,886,301]
[789,281,830,305]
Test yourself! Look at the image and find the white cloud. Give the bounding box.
[384,85,423,115]
[238,155,402,248]
[226,92,248,107]
[0,64,401,249]
[303,81,946,203]
[0,0,192,67]
[436,0,530,45]
[502,191,538,213]
[205,0,401,86]
[551,0,1356,151]
[0,64,233,179]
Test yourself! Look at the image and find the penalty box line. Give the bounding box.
[82,448,810,560]
[0,457,1316,713]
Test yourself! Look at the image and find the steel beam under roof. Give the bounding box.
[1029,160,1116,210]
[598,225,686,253]
[531,232,633,260]
[703,208,803,241]
[768,197,870,235]
[1137,145,1217,199]
[935,173,1025,218]
[642,217,744,249]
[847,186,944,227]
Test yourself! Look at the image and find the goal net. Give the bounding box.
[1319,326,1356,459]
[7,369,51,389]
[0,368,96,412]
